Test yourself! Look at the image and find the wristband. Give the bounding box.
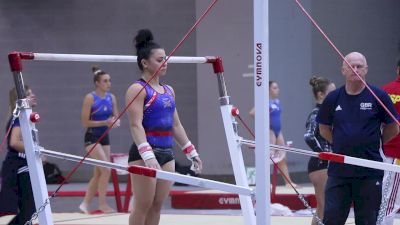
[182,141,199,160]
[138,142,155,161]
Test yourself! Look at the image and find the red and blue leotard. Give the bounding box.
[136,79,175,148]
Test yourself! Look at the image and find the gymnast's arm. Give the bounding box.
[169,87,202,173]
[172,109,203,173]
[304,111,324,151]
[172,109,190,146]
[125,83,148,146]
[9,126,25,153]
[111,93,121,127]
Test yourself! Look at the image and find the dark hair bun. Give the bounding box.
[309,76,319,87]
[92,65,100,73]
[135,29,154,50]
[92,65,102,74]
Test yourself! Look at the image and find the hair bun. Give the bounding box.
[309,76,319,86]
[135,29,154,50]
[92,65,102,75]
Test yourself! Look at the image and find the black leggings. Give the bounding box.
[308,157,328,174]
[128,144,174,166]
[0,156,35,225]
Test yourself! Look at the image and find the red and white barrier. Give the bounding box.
[319,152,400,173]
[241,140,400,173]
[272,144,400,173]
[40,148,253,196]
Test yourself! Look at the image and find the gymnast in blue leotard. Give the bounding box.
[79,66,120,214]
[269,98,281,137]
[125,29,203,225]
[249,81,297,187]
[128,78,176,165]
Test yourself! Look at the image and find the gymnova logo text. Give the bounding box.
[218,197,240,205]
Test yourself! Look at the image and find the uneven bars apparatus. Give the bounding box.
[7,52,256,225]
[8,51,400,225]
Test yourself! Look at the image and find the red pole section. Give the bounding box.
[8,52,23,72]
[319,152,345,163]
[8,52,35,72]
[127,165,157,178]
[207,56,224,73]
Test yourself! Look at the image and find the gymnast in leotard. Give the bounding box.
[250,81,297,188]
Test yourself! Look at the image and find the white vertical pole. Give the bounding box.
[215,67,256,225]
[254,0,270,225]
[19,105,54,225]
[220,105,256,225]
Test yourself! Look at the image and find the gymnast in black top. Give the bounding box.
[304,76,335,225]
[0,86,37,225]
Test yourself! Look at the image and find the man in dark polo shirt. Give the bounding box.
[317,52,399,225]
